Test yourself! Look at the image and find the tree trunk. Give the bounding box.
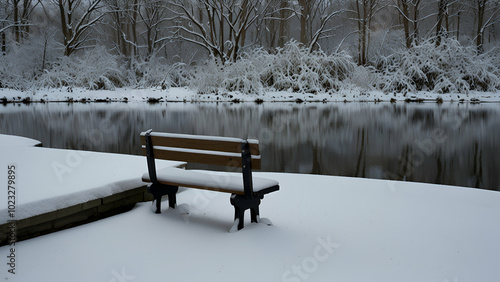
[278,0,288,48]
[400,0,412,48]
[299,0,310,45]
[356,0,362,63]
[21,0,31,39]
[436,0,448,45]
[13,0,20,43]
[219,1,224,59]
[413,0,421,44]
[1,30,5,55]
[360,1,368,65]
[58,0,70,55]
[476,0,485,52]
[132,0,139,58]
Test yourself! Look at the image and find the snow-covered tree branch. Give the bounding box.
[55,0,105,56]
[168,0,271,62]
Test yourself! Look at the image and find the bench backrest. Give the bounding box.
[140,131,261,170]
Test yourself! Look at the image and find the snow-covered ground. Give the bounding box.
[1,87,499,103]
[1,173,499,281]
[0,135,499,281]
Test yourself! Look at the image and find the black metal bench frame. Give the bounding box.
[142,130,279,230]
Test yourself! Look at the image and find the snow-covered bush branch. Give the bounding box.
[131,56,191,89]
[375,38,500,93]
[36,47,127,90]
[190,41,355,94]
[2,37,500,95]
[258,41,355,93]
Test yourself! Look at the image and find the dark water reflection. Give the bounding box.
[1,102,499,191]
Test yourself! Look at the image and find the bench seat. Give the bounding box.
[142,168,279,196]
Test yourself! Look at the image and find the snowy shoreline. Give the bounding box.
[1,87,500,104]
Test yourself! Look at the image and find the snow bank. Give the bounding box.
[1,87,499,104]
[0,134,41,147]
[0,147,182,223]
[2,173,499,281]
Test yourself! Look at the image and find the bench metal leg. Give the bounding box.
[230,194,261,230]
[154,194,162,214]
[250,207,259,223]
[148,183,179,214]
[167,192,177,209]
[234,206,245,230]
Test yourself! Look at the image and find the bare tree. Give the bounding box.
[169,0,271,62]
[54,0,105,56]
[0,0,38,46]
[104,0,136,58]
[394,0,423,47]
[10,0,38,42]
[137,0,169,58]
[298,0,311,45]
[1,1,9,54]
[261,0,293,49]
[449,0,466,40]
[277,0,291,48]
[348,0,385,64]
[294,0,345,52]
[435,0,449,44]
[468,0,500,52]
[307,3,344,52]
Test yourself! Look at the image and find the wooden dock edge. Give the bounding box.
[0,185,154,246]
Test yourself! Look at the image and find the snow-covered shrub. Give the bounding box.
[222,57,262,94]
[188,58,225,94]
[130,56,190,89]
[0,33,60,90]
[189,41,355,95]
[189,56,261,94]
[347,65,379,90]
[37,47,127,90]
[258,41,355,93]
[0,48,36,90]
[375,38,500,93]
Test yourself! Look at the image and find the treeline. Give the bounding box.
[0,1,499,93]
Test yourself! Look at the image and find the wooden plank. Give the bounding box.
[155,179,245,195]
[141,148,261,169]
[140,135,260,155]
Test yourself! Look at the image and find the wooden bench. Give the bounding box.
[140,130,279,230]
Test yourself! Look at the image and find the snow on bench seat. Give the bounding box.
[142,167,279,195]
[144,132,259,145]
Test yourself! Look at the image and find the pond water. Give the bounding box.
[1,102,499,191]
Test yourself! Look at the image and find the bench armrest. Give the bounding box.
[144,129,158,183]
